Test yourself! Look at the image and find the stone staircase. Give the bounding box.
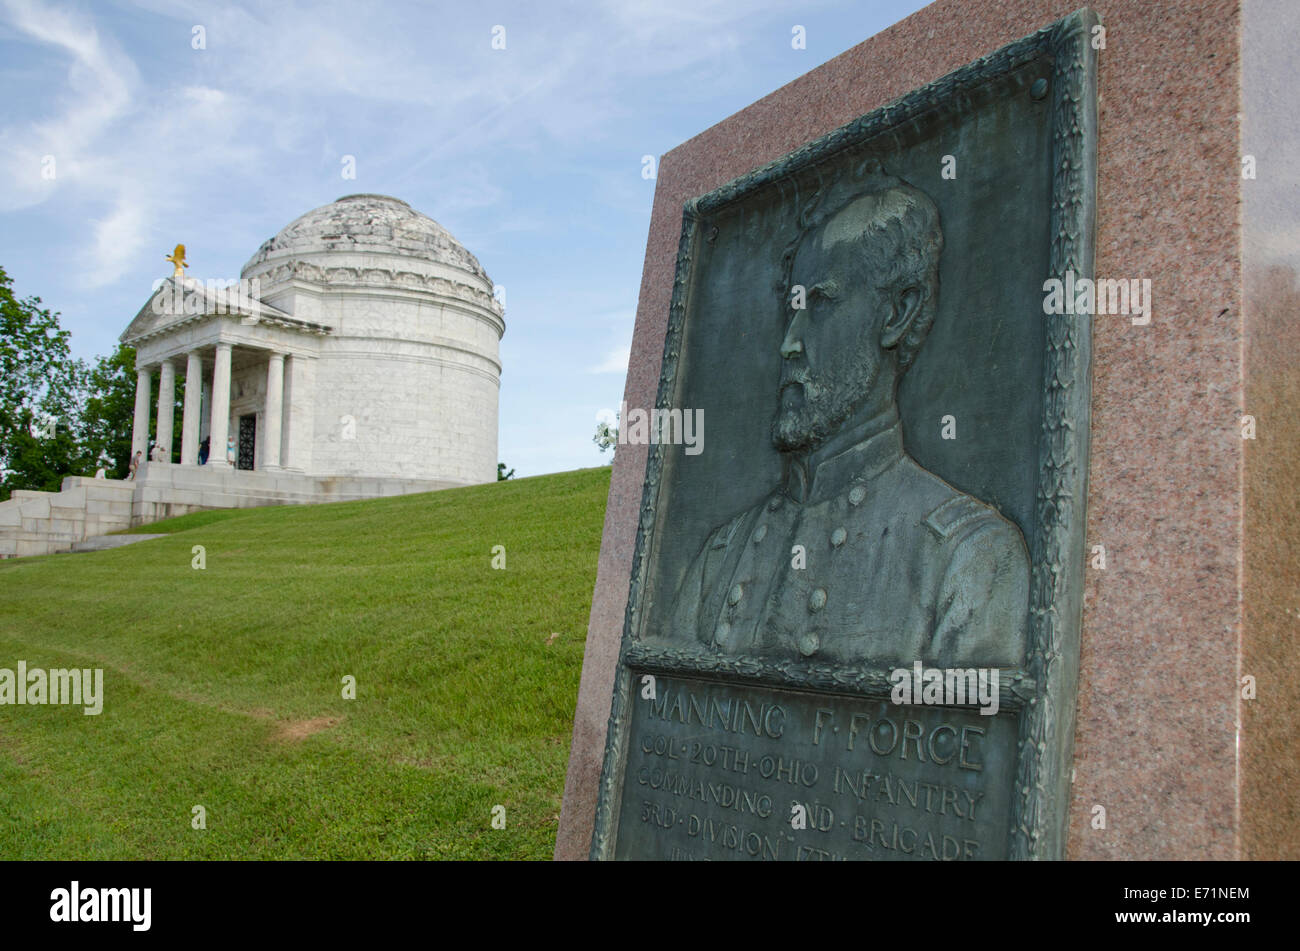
[0,477,136,558]
[0,464,461,559]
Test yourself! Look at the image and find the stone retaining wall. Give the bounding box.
[0,463,461,558]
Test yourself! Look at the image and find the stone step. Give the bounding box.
[61,475,131,492]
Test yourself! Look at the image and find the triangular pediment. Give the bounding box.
[120,277,323,345]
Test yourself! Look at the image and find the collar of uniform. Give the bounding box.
[782,407,904,504]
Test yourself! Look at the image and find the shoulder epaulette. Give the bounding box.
[924,494,994,540]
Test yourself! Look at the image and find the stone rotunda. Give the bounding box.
[233,193,505,485]
[119,193,505,520]
[1,194,506,554]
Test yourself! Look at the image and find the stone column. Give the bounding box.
[263,352,284,470]
[131,367,152,461]
[155,358,175,461]
[208,343,232,468]
[200,379,211,442]
[180,351,203,464]
[281,354,315,473]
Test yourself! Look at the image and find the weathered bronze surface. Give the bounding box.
[592,8,1098,860]
[613,675,1019,860]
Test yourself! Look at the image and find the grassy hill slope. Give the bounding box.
[0,466,611,859]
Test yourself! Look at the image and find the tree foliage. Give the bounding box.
[593,416,618,464]
[81,343,139,479]
[0,266,88,500]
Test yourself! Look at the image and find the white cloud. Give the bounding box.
[590,343,631,374]
[0,0,137,210]
[2,0,778,291]
[0,1,285,286]
[86,195,147,287]
[181,85,226,107]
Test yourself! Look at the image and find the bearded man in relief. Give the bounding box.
[669,174,1030,668]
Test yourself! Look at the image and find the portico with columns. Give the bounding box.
[123,278,325,478]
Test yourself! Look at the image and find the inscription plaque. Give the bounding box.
[592,9,1098,860]
[616,676,1019,861]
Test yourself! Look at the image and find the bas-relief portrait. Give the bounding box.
[595,12,1097,862]
[666,172,1030,669]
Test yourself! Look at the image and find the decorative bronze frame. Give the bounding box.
[591,8,1098,861]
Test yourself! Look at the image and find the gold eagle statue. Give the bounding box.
[164,244,188,279]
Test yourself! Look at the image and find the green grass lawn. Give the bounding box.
[0,466,610,859]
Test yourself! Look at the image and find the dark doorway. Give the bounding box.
[238,414,256,470]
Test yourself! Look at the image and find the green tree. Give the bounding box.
[593,415,618,464]
[80,343,139,479]
[0,266,88,501]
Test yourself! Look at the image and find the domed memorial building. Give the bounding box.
[116,194,505,523]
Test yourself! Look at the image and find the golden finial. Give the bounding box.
[165,244,188,280]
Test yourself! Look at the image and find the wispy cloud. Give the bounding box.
[0,0,270,285]
[590,343,631,374]
[1,0,817,287]
[0,0,137,211]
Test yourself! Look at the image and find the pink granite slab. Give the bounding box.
[557,0,1269,861]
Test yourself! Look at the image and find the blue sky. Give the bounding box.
[0,0,931,477]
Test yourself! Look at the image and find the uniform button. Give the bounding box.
[753,524,767,543]
[849,485,867,506]
[768,496,784,512]
[809,588,827,612]
[728,583,744,606]
[830,527,846,547]
[797,631,819,656]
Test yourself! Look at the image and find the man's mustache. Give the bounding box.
[779,362,811,389]
[779,373,814,393]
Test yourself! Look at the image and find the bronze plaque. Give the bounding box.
[614,676,1019,860]
[592,9,1098,860]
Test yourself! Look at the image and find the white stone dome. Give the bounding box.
[241,194,502,320]
[244,194,485,277]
